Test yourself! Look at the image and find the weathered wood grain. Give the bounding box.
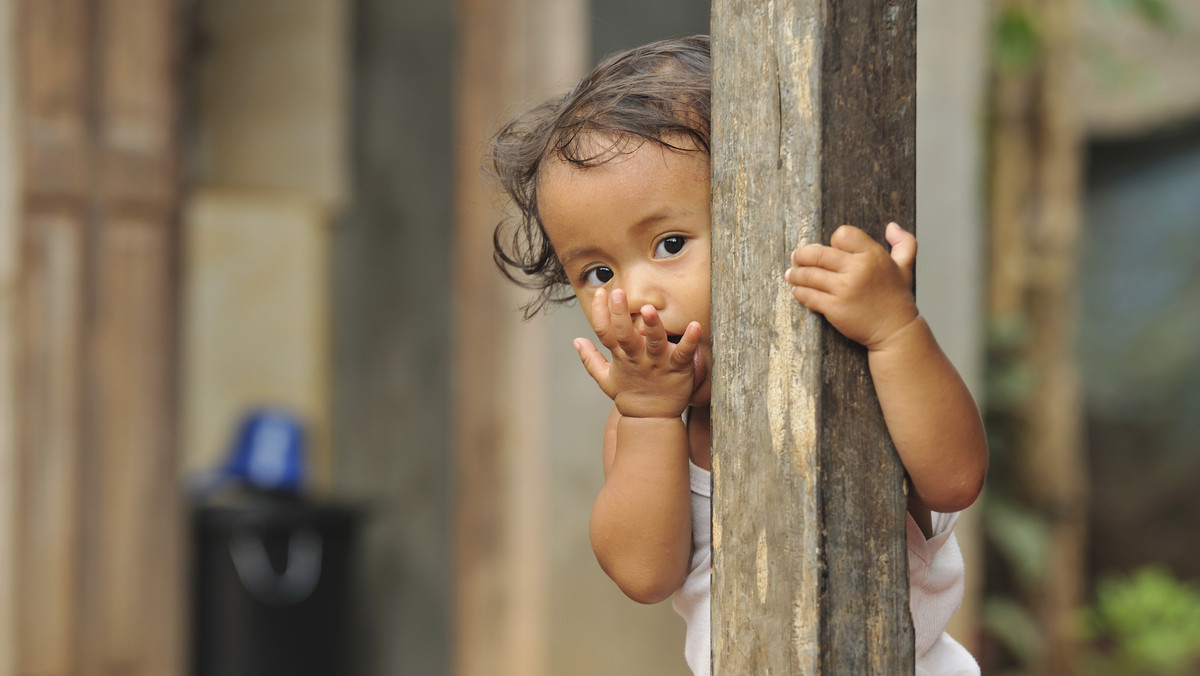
[710,1,916,673]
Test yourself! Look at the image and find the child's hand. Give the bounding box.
[785,222,919,351]
[573,287,702,419]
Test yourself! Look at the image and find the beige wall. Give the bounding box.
[189,0,346,203]
[182,0,346,483]
[182,189,332,479]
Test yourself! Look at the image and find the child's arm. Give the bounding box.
[589,406,692,604]
[786,223,988,525]
[574,288,701,603]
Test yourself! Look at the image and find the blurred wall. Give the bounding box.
[182,0,347,484]
[332,1,454,675]
[915,0,990,650]
[1081,0,1200,138]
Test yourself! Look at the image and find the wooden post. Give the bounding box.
[710,1,916,673]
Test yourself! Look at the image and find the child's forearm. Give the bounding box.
[590,414,693,605]
[868,317,988,513]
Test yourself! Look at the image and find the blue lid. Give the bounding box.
[223,409,307,493]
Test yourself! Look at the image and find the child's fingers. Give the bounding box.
[789,284,834,316]
[572,337,614,397]
[785,264,838,294]
[668,321,702,370]
[640,305,669,359]
[589,288,617,349]
[829,224,875,253]
[607,289,642,356]
[885,222,917,279]
[790,243,848,272]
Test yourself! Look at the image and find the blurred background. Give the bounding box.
[1,0,1198,675]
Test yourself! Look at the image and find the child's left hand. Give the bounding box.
[785,222,919,351]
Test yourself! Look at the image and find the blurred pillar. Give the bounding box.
[452,0,586,675]
[334,2,455,674]
[6,1,183,675]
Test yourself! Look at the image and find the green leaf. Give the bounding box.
[1082,567,1200,674]
[993,7,1042,73]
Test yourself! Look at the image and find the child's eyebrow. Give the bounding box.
[559,246,600,270]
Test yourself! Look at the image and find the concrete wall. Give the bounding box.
[332,1,454,674]
[182,0,346,482]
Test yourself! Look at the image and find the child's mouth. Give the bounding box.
[667,334,682,344]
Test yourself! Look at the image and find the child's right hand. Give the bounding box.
[573,287,702,419]
[785,222,919,351]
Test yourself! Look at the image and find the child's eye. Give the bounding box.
[583,266,614,286]
[654,236,687,258]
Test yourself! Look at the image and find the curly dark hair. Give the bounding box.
[487,35,712,318]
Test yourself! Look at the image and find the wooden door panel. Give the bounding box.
[12,1,181,674]
[84,216,177,675]
[19,211,85,676]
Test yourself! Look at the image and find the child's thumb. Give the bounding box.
[886,222,917,271]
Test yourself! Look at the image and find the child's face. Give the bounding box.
[537,135,712,405]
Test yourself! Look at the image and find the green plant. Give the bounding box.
[993,6,1042,74]
[1080,567,1200,675]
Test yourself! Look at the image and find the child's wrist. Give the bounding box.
[618,412,685,421]
[614,395,687,420]
[867,313,925,353]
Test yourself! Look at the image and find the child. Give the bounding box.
[488,35,988,676]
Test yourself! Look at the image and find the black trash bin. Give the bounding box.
[191,496,359,676]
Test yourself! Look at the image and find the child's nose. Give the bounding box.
[623,270,665,314]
